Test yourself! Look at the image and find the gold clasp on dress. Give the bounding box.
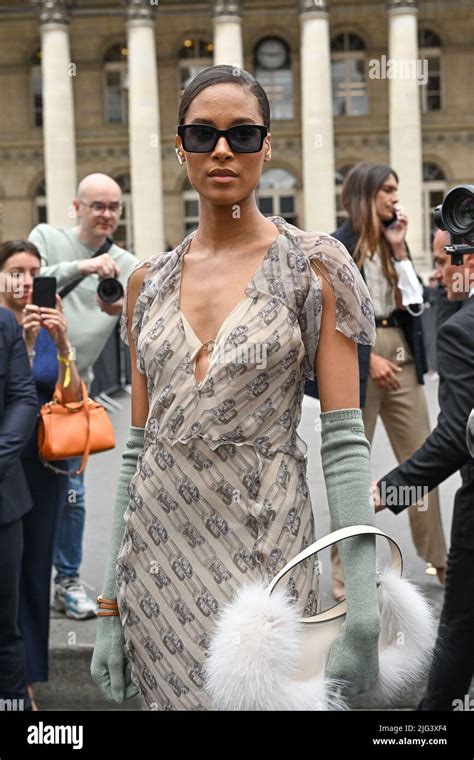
[200,339,215,353]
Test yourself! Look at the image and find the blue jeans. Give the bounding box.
[53,457,85,585]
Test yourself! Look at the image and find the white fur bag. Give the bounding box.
[204,526,437,711]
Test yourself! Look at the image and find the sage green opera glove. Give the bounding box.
[91,617,139,703]
[90,426,145,703]
[320,408,380,699]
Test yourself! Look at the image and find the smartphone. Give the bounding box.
[32,276,57,309]
[383,210,398,228]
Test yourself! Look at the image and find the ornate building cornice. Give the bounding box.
[33,0,72,26]
[334,131,474,151]
[422,131,474,148]
[335,134,389,151]
[126,0,157,23]
[298,0,329,14]
[0,149,44,162]
[213,1,243,18]
[77,145,130,161]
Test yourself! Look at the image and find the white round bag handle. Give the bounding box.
[266,525,403,625]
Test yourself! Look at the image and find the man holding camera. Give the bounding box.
[374,222,474,710]
[28,173,137,619]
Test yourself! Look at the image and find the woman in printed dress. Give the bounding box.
[91,65,380,711]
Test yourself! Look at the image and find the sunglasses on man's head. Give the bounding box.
[176,124,268,153]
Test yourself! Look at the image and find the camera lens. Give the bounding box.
[458,197,474,227]
[97,277,124,304]
[441,185,474,243]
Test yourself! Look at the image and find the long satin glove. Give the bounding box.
[90,426,145,703]
[320,408,380,699]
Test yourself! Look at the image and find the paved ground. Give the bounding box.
[34,374,472,710]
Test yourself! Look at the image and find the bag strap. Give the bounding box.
[76,381,92,476]
[58,237,114,300]
[266,525,403,625]
[40,381,92,477]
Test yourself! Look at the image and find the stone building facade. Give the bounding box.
[0,0,472,272]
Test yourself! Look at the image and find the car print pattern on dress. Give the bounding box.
[116,215,375,710]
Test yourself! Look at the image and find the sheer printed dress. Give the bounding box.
[116,215,376,710]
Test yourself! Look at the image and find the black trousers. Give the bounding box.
[0,518,31,709]
[419,543,474,710]
[19,452,68,682]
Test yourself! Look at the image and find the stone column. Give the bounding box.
[213,1,243,69]
[36,0,77,226]
[299,0,336,233]
[387,0,425,266]
[126,0,164,258]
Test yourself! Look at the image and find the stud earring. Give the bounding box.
[175,147,184,165]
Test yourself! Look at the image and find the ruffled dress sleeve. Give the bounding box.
[119,236,191,375]
[299,232,376,381]
[119,258,155,374]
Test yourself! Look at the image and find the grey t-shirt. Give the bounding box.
[28,224,138,389]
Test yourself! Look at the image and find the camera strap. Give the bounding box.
[58,237,114,300]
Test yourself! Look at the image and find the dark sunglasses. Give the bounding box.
[176,123,268,153]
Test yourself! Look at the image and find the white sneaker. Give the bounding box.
[53,578,97,620]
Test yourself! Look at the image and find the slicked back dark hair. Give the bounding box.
[178,64,271,129]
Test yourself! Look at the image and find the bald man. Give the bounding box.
[29,174,137,386]
[28,173,138,620]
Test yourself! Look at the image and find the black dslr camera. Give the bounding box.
[97,277,124,304]
[434,184,474,264]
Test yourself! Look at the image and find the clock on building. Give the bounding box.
[256,38,287,70]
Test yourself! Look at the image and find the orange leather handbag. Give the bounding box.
[37,381,115,475]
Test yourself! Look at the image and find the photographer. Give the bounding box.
[374,188,474,709]
[28,173,137,620]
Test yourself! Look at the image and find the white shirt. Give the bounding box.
[363,252,397,319]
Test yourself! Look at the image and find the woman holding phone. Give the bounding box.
[0,239,82,708]
[328,163,447,601]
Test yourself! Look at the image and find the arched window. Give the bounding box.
[30,49,43,128]
[254,37,293,120]
[182,177,200,236]
[423,162,447,254]
[418,29,442,112]
[34,178,47,225]
[257,168,297,225]
[114,173,133,252]
[179,37,213,96]
[104,43,128,125]
[335,164,353,229]
[331,33,368,116]
[181,177,199,236]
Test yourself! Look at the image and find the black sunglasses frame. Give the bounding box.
[176,124,268,153]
